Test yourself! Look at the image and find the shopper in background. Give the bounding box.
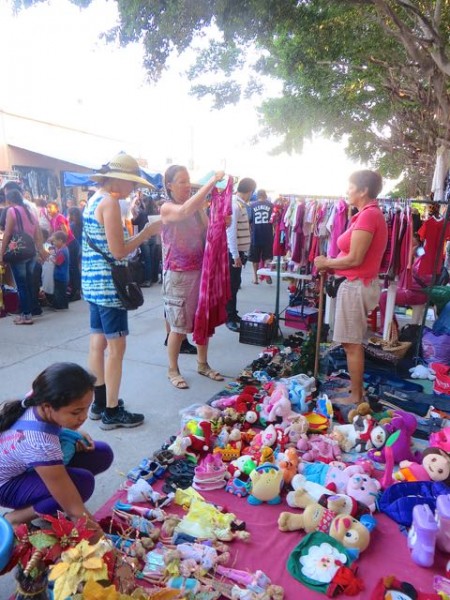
[82,153,161,429]
[47,201,81,301]
[161,165,225,389]
[49,230,70,310]
[225,177,256,332]
[314,170,388,406]
[248,189,274,285]
[0,188,47,325]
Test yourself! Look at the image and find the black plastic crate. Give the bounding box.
[239,320,275,346]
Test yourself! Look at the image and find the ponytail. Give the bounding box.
[5,189,33,224]
[0,362,96,433]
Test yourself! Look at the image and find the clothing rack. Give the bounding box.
[413,187,450,363]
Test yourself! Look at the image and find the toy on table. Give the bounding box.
[430,427,450,453]
[278,489,376,558]
[408,494,450,568]
[288,469,380,514]
[298,460,373,496]
[278,447,300,485]
[394,447,450,484]
[296,433,342,463]
[409,364,436,380]
[283,414,309,446]
[247,463,284,505]
[368,409,421,465]
[215,565,284,599]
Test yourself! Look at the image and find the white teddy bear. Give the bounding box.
[409,365,436,380]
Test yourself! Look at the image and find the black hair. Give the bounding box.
[68,206,83,223]
[164,165,188,200]
[0,363,96,433]
[237,178,257,195]
[52,230,68,243]
[5,189,33,224]
[349,170,383,199]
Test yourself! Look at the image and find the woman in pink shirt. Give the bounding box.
[0,189,46,325]
[315,171,388,405]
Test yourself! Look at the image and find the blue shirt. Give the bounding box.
[54,246,69,283]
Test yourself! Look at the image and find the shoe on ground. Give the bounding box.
[141,281,152,288]
[88,399,124,420]
[100,406,144,430]
[180,339,197,354]
[226,321,240,333]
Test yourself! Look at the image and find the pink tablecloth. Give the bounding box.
[95,484,446,600]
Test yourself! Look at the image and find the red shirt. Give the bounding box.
[335,202,388,284]
[414,217,450,277]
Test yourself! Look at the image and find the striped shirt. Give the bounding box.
[226,195,251,258]
[81,191,127,308]
[0,407,63,488]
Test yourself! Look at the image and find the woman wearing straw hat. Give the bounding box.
[82,153,161,430]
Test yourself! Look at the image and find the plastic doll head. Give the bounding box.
[422,448,450,484]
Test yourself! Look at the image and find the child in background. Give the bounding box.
[0,362,113,536]
[50,230,70,309]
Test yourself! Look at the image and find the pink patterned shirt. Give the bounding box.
[162,205,206,271]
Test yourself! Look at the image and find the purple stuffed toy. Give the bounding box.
[368,410,421,464]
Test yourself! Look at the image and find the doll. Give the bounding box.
[394,447,450,484]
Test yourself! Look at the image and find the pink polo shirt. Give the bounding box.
[335,202,388,284]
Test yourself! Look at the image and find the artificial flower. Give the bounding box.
[49,539,110,600]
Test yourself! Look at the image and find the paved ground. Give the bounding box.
[0,266,291,595]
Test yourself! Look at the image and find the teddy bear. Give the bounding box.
[283,414,309,446]
[278,489,374,556]
[332,403,376,453]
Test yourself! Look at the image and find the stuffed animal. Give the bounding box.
[368,410,421,465]
[283,414,309,446]
[248,463,284,505]
[394,448,450,484]
[332,403,376,453]
[289,470,380,513]
[430,427,450,453]
[278,447,300,485]
[296,434,342,463]
[409,364,436,380]
[278,490,374,557]
[298,460,368,495]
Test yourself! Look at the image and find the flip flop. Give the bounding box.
[168,370,189,389]
[197,363,225,381]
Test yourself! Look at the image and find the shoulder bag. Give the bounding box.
[84,230,144,310]
[3,208,36,264]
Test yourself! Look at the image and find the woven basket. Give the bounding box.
[368,321,412,359]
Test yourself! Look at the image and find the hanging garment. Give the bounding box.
[193,176,233,345]
[271,203,288,257]
[327,200,348,259]
[413,216,450,286]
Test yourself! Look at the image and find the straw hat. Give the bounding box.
[91,153,154,188]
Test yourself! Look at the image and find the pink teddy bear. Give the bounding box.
[297,434,342,463]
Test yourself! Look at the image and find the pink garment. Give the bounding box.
[8,205,37,238]
[161,208,206,271]
[335,202,388,284]
[50,213,75,244]
[290,202,305,264]
[328,200,348,258]
[193,177,232,345]
[271,204,288,257]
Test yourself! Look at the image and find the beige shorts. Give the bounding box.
[162,270,201,334]
[333,278,380,344]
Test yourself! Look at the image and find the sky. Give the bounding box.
[0,0,373,196]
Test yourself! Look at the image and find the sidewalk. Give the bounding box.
[0,267,289,595]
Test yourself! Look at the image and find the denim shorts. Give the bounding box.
[89,303,129,339]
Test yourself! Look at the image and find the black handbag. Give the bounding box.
[3,208,36,264]
[84,231,144,311]
[324,275,346,298]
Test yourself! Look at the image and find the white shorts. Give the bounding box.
[333,278,380,344]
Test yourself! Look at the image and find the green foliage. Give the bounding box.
[13,0,450,194]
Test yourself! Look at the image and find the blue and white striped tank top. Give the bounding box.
[81,191,126,309]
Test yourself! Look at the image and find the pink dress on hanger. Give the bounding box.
[193,177,233,345]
